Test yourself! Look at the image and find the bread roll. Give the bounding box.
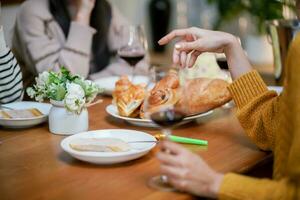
[176,78,231,115]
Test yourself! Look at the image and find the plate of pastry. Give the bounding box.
[61,129,157,164]
[106,104,213,128]
[107,72,232,127]
[94,75,150,95]
[0,101,52,128]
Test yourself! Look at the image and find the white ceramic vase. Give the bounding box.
[48,99,89,135]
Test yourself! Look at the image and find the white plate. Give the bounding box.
[106,104,213,128]
[268,86,283,94]
[94,75,150,95]
[0,101,52,128]
[61,129,156,164]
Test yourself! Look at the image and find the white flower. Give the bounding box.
[84,80,92,86]
[35,71,49,86]
[26,87,36,98]
[66,83,85,98]
[35,94,44,102]
[64,93,85,113]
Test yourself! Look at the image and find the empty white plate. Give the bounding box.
[0,101,52,128]
[94,75,150,95]
[106,104,213,128]
[61,129,157,164]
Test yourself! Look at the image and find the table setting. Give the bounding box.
[0,24,278,200]
[0,59,275,199]
[0,24,282,196]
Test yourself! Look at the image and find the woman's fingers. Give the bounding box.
[180,51,187,68]
[168,177,188,191]
[187,51,201,68]
[160,165,182,178]
[157,151,180,166]
[158,28,192,45]
[172,48,180,65]
[160,141,185,155]
[175,40,202,52]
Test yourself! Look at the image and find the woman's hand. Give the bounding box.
[158,27,253,80]
[157,141,223,198]
[75,0,96,25]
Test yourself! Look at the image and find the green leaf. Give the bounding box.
[55,85,67,101]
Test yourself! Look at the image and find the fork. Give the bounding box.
[127,141,158,144]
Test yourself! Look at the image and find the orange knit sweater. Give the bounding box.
[219,34,300,199]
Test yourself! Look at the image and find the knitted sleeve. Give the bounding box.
[227,70,280,151]
[219,173,299,200]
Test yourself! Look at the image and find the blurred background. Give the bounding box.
[0,0,297,68]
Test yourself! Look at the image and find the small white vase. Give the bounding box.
[48,99,89,135]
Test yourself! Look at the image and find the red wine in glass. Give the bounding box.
[119,50,145,67]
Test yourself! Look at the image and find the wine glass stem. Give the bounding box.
[131,65,136,82]
[162,128,171,138]
[161,128,172,183]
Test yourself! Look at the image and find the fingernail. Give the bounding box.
[175,44,181,49]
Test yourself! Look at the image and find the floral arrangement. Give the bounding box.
[27,67,102,114]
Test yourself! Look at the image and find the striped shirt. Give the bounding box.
[0,48,23,104]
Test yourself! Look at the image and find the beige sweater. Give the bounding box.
[12,0,148,86]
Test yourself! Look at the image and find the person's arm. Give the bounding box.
[15,1,95,77]
[228,71,280,150]
[159,28,278,150]
[219,173,299,200]
[219,33,300,199]
[158,27,252,80]
[158,140,300,200]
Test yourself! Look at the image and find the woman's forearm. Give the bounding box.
[225,36,253,80]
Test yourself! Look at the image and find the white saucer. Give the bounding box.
[94,75,149,95]
[0,101,52,128]
[106,104,213,128]
[60,129,156,164]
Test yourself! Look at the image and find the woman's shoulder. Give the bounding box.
[17,0,53,21]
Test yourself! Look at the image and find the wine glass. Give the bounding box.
[143,65,188,192]
[118,25,147,81]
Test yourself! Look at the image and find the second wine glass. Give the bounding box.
[118,25,147,80]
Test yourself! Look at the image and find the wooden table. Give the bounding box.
[0,97,270,200]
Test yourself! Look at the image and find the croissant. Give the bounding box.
[176,78,231,115]
[113,76,146,118]
[112,76,132,105]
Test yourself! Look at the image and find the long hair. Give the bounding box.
[49,0,112,73]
